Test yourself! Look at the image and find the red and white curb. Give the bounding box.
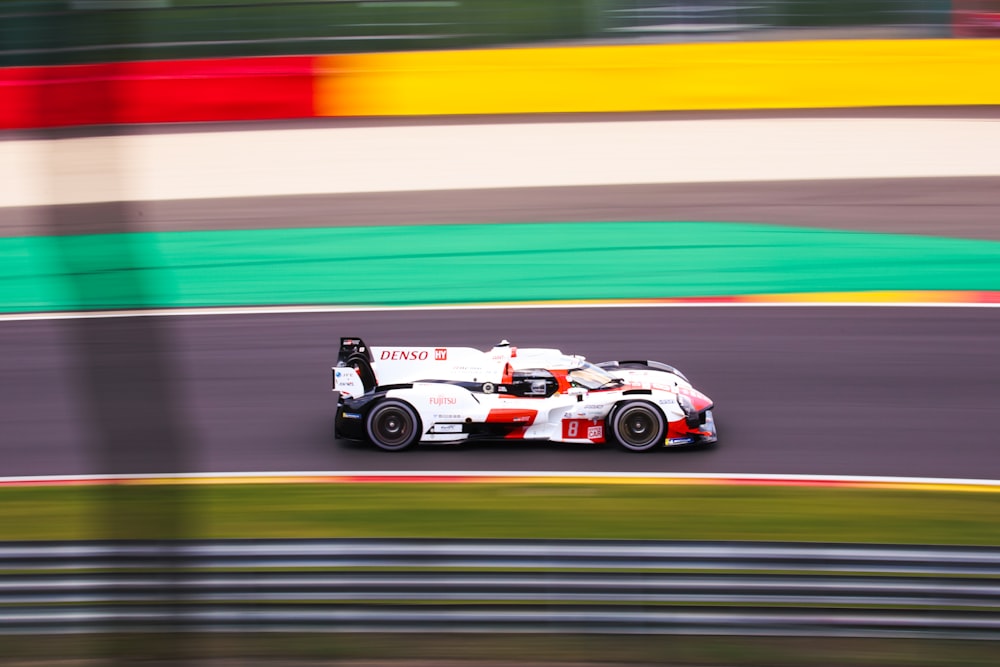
[2,471,999,492]
[1,291,999,323]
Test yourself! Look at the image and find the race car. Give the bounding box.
[332,337,717,452]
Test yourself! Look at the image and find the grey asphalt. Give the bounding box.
[4,177,1000,240]
[2,307,999,479]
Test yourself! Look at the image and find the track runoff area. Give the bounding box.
[3,470,1000,492]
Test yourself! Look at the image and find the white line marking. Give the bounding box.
[0,301,998,322]
[1,471,999,487]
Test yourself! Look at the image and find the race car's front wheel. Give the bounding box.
[366,400,421,451]
[611,401,665,452]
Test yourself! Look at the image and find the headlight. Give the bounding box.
[677,394,700,429]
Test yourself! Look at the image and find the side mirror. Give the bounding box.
[567,386,587,402]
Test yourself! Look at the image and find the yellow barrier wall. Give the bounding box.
[317,40,1000,116]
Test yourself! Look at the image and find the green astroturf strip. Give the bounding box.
[2,222,1000,312]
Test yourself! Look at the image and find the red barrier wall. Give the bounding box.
[0,56,316,130]
[4,41,1000,130]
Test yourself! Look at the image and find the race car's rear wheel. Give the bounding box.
[611,401,665,452]
[366,399,421,451]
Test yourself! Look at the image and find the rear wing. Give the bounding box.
[337,337,373,366]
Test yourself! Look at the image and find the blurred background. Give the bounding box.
[2,1,1000,666]
[1,0,992,67]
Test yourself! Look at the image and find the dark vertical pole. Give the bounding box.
[39,7,199,664]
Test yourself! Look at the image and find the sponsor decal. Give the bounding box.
[668,437,694,445]
[430,396,457,406]
[334,367,363,396]
[486,408,537,425]
[562,418,605,442]
[434,348,447,361]
[342,412,362,420]
[434,414,461,420]
[433,424,463,434]
[380,349,429,361]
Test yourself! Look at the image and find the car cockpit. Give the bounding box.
[508,369,559,398]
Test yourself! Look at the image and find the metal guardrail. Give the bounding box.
[2,539,1000,638]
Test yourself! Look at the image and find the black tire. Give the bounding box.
[347,354,377,393]
[366,399,421,451]
[610,401,666,452]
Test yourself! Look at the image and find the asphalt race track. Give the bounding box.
[2,111,999,481]
[2,306,999,479]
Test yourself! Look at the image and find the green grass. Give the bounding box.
[0,0,950,67]
[0,0,593,66]
[778,0,945,27]
[2,482,999,544]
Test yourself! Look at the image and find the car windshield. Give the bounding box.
[567,362,623,390]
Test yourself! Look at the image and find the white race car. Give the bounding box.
[333,337,717,452]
